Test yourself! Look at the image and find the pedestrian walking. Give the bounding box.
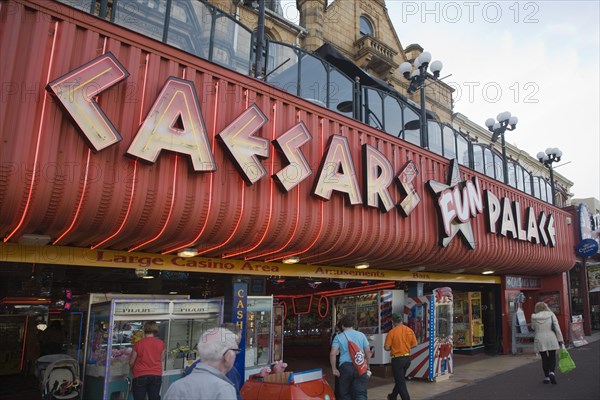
[330,315,372,400]
[165,327,239,399]
[384,313,417,400]
[531,301,564,384]
[129,321,166,400]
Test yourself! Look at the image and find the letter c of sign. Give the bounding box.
[237,289,246,297]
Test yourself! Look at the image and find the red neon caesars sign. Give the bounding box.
[46,52,420,215]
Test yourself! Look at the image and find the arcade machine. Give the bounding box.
[404,287,453,381]
[244,296,284,380]
[83,298,223,400]
[453,292,484,352]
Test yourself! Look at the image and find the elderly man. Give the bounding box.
[165,327,239,399]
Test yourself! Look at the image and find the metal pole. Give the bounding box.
[255,0,266,78]
[548,165,555,206]
[501,130,508,184]
[419,73,428,149]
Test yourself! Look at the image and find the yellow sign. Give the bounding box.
[0,243,500,284]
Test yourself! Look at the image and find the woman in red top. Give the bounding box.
[129,321,166,400]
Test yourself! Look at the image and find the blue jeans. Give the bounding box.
[390,356,411,400]
[132,375,162,400]
[338,362,368,400]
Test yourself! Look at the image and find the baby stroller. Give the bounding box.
[35,354,81,400]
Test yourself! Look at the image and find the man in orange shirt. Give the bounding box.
[384,313,417,400]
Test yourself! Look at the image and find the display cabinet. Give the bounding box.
[272,304,284,362]
[83,298,222,400]
[453,292,484,349]
[245,296,283,379]
[0,314,27,375]
[334,293,380,334]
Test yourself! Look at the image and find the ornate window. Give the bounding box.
[360,16,374,37]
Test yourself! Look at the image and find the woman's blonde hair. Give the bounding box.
[534,302,552,313]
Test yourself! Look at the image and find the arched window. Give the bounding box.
[515,164,525,191]
[472,144,485,174]
[428,122,443,156]
[455,133,469,167]
[442,126,456,159]
[360,16,374,37]
[523,170,533,195]
[364,88,384,130]
[483,148,495,179]
[402,107,420,145]
[384,96,403,137]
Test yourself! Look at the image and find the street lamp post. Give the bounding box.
[536,148,563,206]
[399,52,443,149]
[485,112,519,184]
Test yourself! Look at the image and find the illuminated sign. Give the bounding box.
[429,161,556,249]
[46,52,422,212]
[47,53,557,250]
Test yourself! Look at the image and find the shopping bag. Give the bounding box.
[557,347,576,373]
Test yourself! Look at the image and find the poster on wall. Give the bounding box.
[588,266,600,293]
[537,291,561,314]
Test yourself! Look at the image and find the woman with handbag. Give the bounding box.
[531,302,564,384]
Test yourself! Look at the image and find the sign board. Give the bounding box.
[114,301,169,315]
[172,302,221,314]
[576,238,599,258]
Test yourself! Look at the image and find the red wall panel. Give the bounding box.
[0,0,575,275]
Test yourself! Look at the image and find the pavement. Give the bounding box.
[2,333,598,399]
[366,332,600,400]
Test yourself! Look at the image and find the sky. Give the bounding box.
[278,0,600,201]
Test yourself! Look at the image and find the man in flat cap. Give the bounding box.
[384,313,417,400]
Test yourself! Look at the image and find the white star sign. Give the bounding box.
[427,159,484,250]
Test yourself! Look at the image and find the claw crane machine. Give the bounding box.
[83,298,223,400]
[453,292,484,351]
[405,287,453,381]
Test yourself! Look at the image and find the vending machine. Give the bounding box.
[405,287,453,381]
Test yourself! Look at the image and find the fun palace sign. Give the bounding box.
[47,53,557,250]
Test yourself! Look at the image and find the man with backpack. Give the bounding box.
[330,315,372,400]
